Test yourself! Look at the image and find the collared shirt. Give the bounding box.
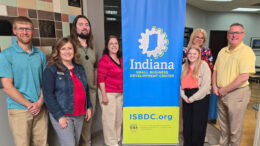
[214,42,255,88]
[0,42,46,109]
[78,46,98,90]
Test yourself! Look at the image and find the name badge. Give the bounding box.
[57,71,64,75]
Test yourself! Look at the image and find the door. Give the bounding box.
[209,30,228,64]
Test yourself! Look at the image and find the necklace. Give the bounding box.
[82,46,89,60]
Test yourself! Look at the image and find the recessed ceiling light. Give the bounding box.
[232,8,260,12]
[204,0,232,1]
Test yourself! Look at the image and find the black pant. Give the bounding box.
[183,88,210,146]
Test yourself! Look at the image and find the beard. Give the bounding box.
[77,32,89,39]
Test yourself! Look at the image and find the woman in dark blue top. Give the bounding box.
[42,37,92,146]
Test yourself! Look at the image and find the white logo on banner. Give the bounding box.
[138,26,169,59]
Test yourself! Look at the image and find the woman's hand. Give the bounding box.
[59,117,68,129]
[85,108,92,121]
[213,86,219,96]
[102,94,109,105]
[184,97,191,104]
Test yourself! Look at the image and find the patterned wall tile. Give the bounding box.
[38,10,54,20]
[28,9,37,18]
[40,46,52,55]
[54,12,61,21]
[0,0,82,49]
[11,36,17,44]
[40,38,56,46]
[53,0,61,13]
[44,1,53,12]
[0,5,7,16]
[18,8,28,17]
[40,0,52,2]
[60,0,68,14]
[7,6,17,16]
[33,28,39,37]
[61,14,68,22]
[31,18,39,29]
[68,0,80,8]
[32,37,40,46]
[0,17,13,36]
[68,6,81,16]
[0,36,12,48]
[55,30,62,38]
[69,15,75,23]
[17,0,36,9]
[39,20,55,37]
[62,22,70,37]
[36,0,45,11]
[0,0,17,7]
[55,21,62,29]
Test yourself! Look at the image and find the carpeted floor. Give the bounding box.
[91,123,220,146]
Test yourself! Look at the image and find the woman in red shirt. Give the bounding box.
[98,35,123,146]
[43,37,92,146]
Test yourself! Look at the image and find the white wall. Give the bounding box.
[84,0,105,134]
[186,4,260,64]
[0,90,15,146]
[206,12,260,47]
[185,5,210,46]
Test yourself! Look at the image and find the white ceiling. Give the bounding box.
[186,0,260,13]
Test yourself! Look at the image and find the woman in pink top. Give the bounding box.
[98,35,123,146]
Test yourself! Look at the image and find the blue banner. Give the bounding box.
[122,0,186,144]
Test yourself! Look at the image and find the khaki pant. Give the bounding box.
[8,107,48,146]
[217,86,250,146]
[98,89,123,146]
[79,89,97,146]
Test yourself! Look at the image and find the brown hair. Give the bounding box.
[48,37,80,71]
[13,16,34,29]
[103,35,122,58]
[181,45,202,79]
[230,23,244,29]
[70,15,94,49]
[187,28,207,49]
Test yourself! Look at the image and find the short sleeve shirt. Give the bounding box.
[214,42,255,88]
[0,42,46,109]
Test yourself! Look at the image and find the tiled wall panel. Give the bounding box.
[0,0,82,50]
[0,5,8,16]
[17,0,36,9]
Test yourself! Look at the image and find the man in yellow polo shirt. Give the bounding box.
[212,23,255,146]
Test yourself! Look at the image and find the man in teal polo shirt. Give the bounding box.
[0,16,48,146]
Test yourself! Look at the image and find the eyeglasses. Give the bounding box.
[228,31,244,35]
[15,27,33,32]
[195,36,204,40]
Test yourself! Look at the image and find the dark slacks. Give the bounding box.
[183,88,210,146]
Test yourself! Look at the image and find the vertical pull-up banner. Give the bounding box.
[122,0,186,144]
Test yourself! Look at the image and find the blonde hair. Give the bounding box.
[187,28,207,49]
[181,45,202,79]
